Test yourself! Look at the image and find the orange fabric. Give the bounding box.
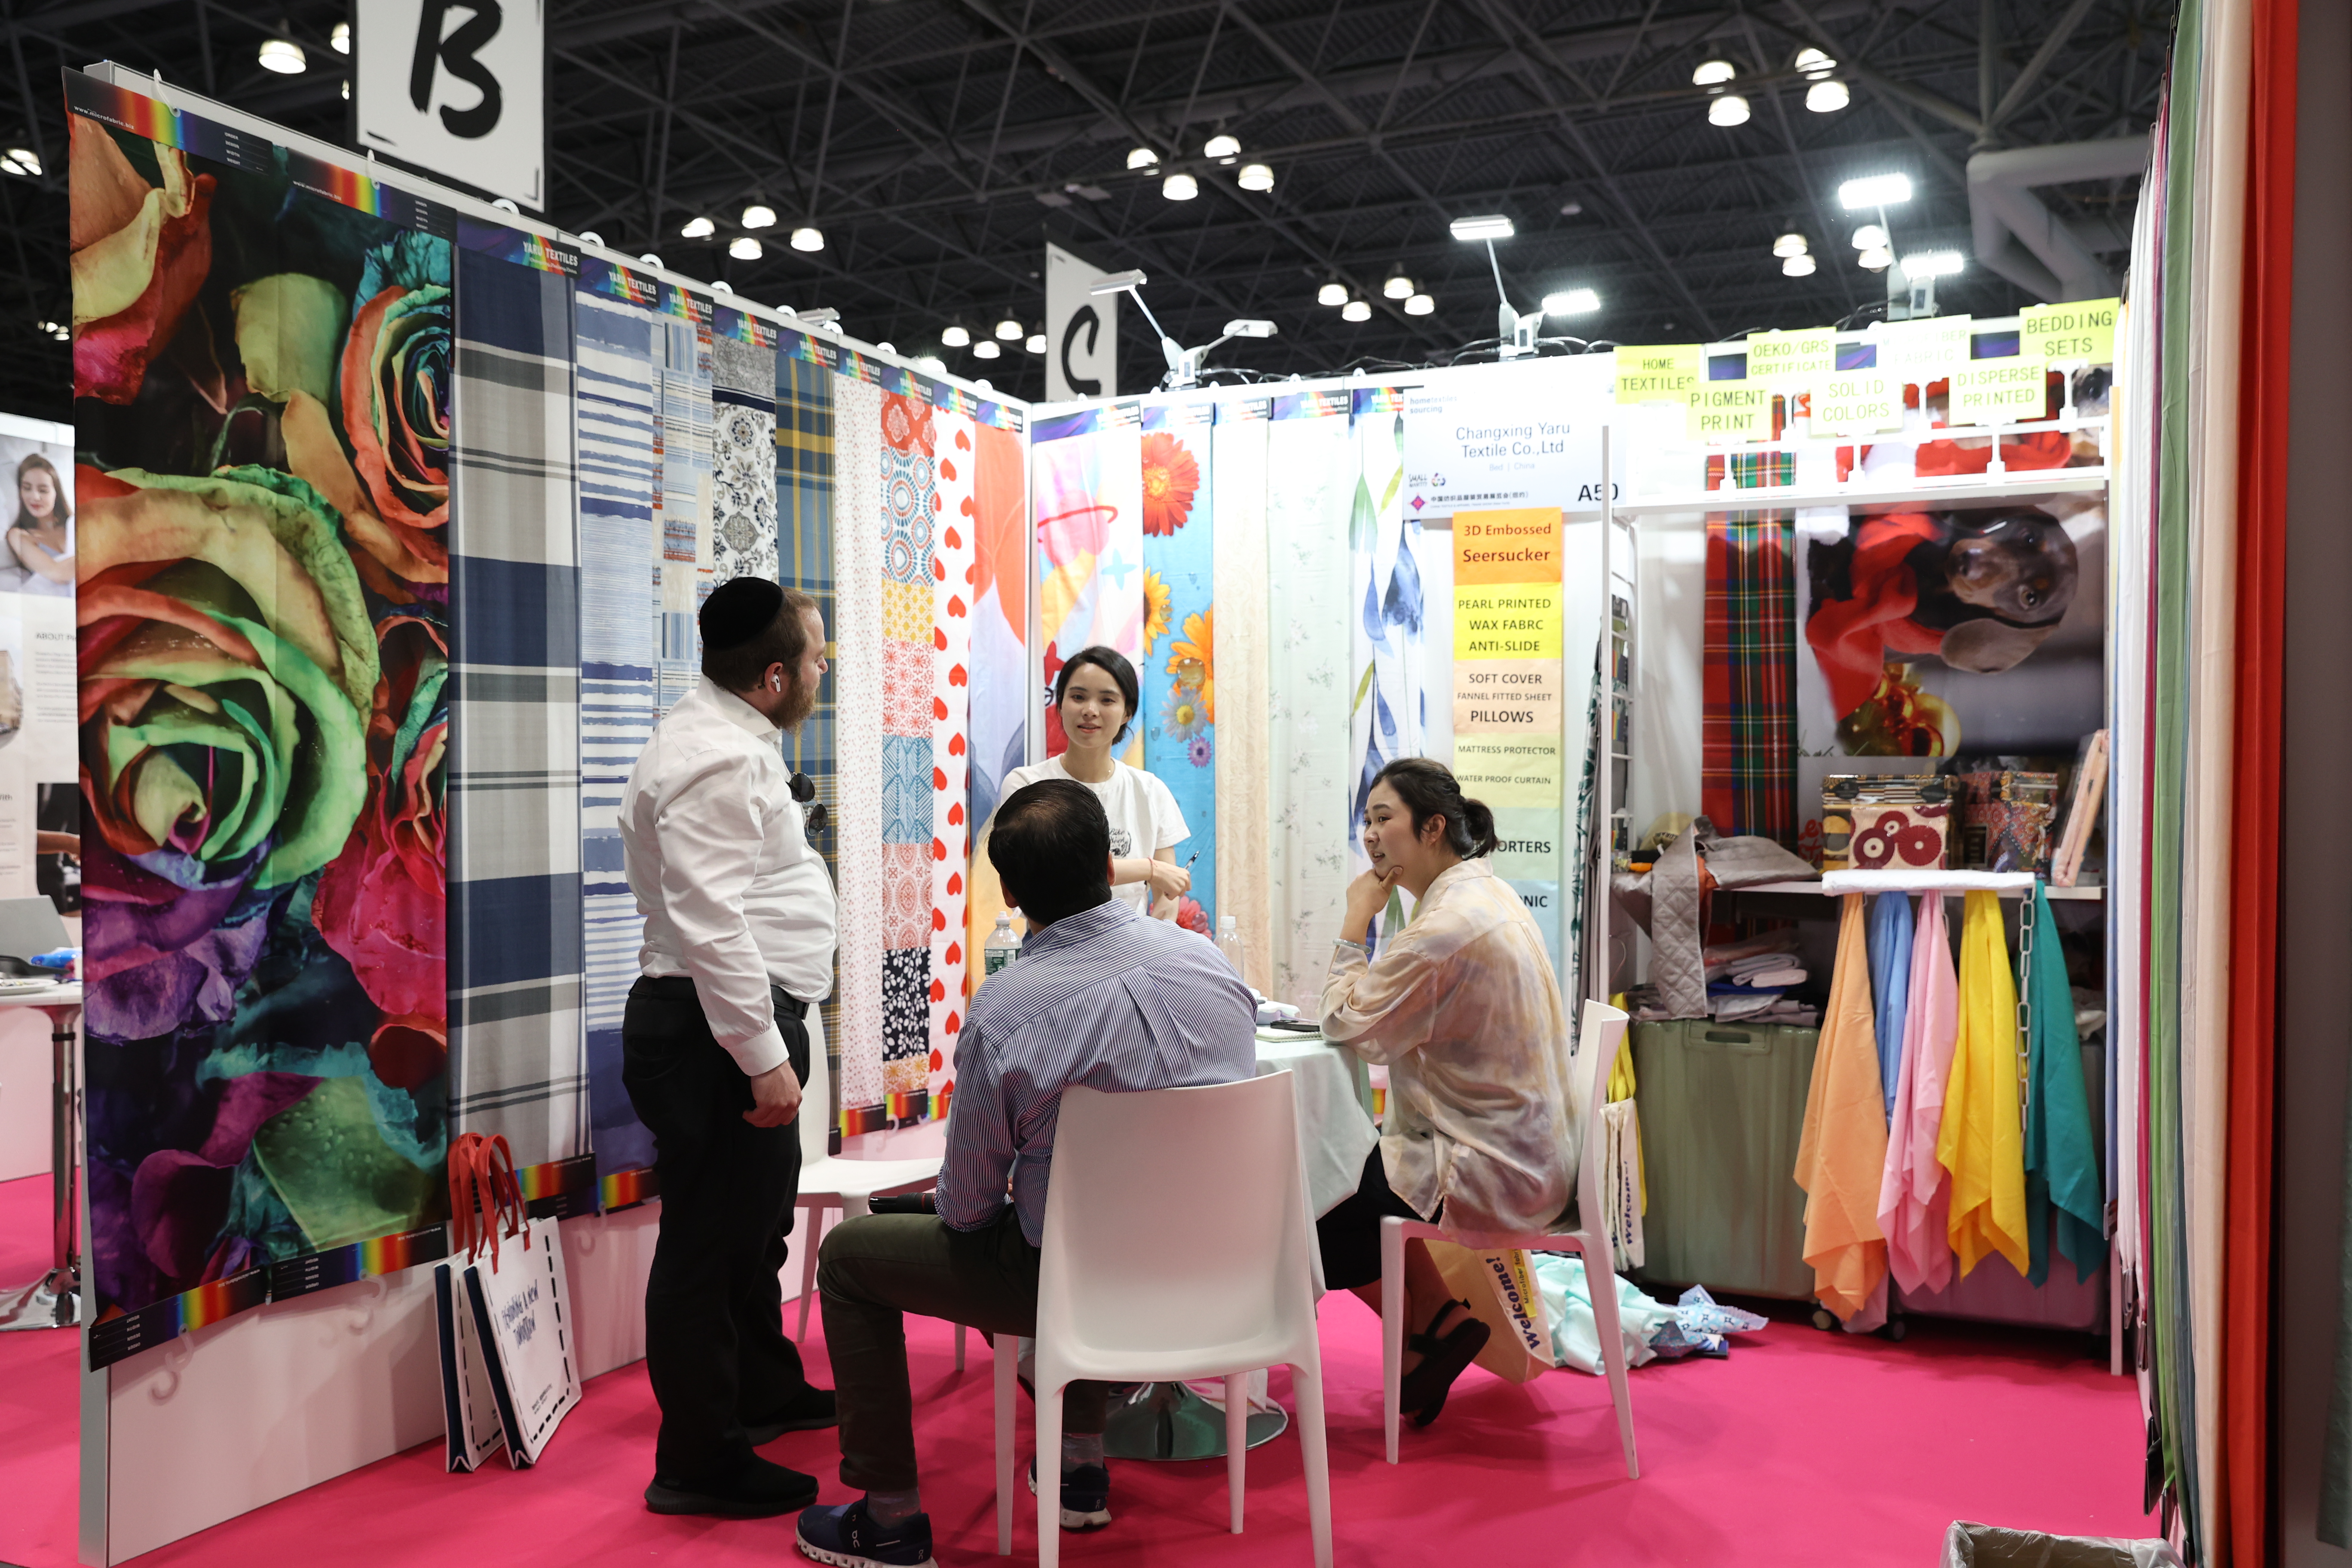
[2226,0,2297,1558]
[1793,894,1890,1320]
[1801,512,1947,717]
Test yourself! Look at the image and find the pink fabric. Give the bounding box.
[1879,891,1958,1295]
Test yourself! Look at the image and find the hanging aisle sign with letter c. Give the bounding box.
[357,0,545,210]
[1044,242,1119,401]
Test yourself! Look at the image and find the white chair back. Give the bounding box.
[1035,1073,1314,1377]
[798,1007,831,1166]
[1572,997,1631,1238]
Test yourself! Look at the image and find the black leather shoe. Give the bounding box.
[645,1456,821,1517]
[746,1386,839,1444]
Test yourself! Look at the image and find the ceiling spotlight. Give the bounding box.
[1543,288,1600,316]
[258,37,306,74]
[1383,274,1414,300]
[639,253,664,268]
[1851,223,1889,249]
[1773,233,1809,257]
[1203,133,1241,161]
[1449,213,1515,242]
[341,79,350,101]
[790,226,824,252]
[39,319,67,341]
[1840,173,1914,209]
[1025,333,1047,353]
[1806,80,1850,113]
[941,324,971,348]
[1793,47,1836,74]
[681,215,716,239]
[1222,319,1278,338]
[973,339,1002,359]
[1782,253,1818,277]
[1858,245,1894,270]
[1709,95,1751,127]
[995,318,1024,340]
[1404,292,1435,316]
[1317,282,1349,307]
[1127,147,1160,169]
[729,236,762,260]
[1902,249,1965,278]
[1089,270,1148,293]
[1340,299,1372,323]
[916,355,948,377]
[579,230,604,247]
[1692,59,1737,86]
[1162,172,1198,201]
[1237,162,1274,191]
[742,203,777,229]
[331,21,350,53]
[0,147,39,177]
[1559,199,1583,216]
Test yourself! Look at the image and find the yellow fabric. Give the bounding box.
[1792,894,1890,1320]
[1936,890,2030,1277]
[1607,992,1643,1211]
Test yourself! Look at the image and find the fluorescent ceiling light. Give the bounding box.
[258,38,306,73]
[331,21,350,53]
[1840,173,1913,209]
[1902,249,1965,278]
[1449,213,1515,242]
[1692,59,1736,86]
[790,226,824,252]
[1341,299,1372,322]
[1851,223,1889,249]
[972,339,1002,359]
[1383,274,1414,300]
[1858,245,1894,270]
[1404,292,1435,316]
[1782,253,1818,277]
[729,236,762,260]
[1203,133,1241,160]
[1793,47,1835,74]
[1709,95,1751,127]
[1091,270,1148,294]
[680,215,716,239]
[1316,282,1348,307]
[1806,80,1850,113]
[1773,233,1809,258]
[1237,162,1274,191]
[995,318,1024,340]
[1025,334,1047,354]
[940,324,971,347]
[40,319,66,341]
[1222,319,1278,338]
[1127,147,1160,169]
[1162,172,1198,201]
[1543,288,1601,316]
[741,204,777,229]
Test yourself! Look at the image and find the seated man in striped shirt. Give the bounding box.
[796,778,1257,1568]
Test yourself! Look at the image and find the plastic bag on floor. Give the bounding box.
[1528,1254,1676,1374]
[1940,1522,2184,1568]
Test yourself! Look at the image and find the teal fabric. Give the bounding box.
[2018,886,2106,1286]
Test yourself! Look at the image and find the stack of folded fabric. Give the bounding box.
[1701,932,1816,1024]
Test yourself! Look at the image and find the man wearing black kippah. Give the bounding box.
[619,576,838,1518]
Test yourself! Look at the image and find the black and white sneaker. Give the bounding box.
[1026,1458,1112,1531]
[795,1500,938,1568]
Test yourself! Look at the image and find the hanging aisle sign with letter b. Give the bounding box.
[357,0,545,210]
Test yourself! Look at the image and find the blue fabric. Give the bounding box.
[1865,891,1913,1120]
[935,900,1257,1244]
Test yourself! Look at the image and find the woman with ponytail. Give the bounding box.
[1313,756,1578,1428]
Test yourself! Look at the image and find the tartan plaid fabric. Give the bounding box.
[777,356,842,1136]
[448,249,588,1168]
[1702,511,1797,845]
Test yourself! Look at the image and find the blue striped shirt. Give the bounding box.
[936,899,1258,1245]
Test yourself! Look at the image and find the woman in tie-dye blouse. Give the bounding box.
[1314,756,1580,1428]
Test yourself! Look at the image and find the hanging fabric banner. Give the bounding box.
[1032,403,1143,759]
[1139,400,1214,935]
[653,287,714,713]
[1210,398,1272,991]
[928,407,976,1115]
[1347,386,1427,910]
[962,417,1029,995]
[832,375,887,1123]
[778,357,842,1139]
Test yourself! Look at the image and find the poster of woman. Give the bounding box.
[0,413,77,926]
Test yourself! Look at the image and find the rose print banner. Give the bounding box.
[70,87,454,1363]
[1139,401,1213,935]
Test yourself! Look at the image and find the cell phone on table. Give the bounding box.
[1263,1019,1322,1033]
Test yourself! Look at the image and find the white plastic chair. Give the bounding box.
[790,1014,966,1370]
[993,1073,1332,1568]
[1379,997,1638,1474]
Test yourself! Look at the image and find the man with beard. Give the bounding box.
[619,576,839,1516]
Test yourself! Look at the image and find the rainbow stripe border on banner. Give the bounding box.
[839,1090,933,1137]
[777,325,1023,431]
[268,1224,451,1302]
[600,1167,661,1213]
[582,254,662,309]
[517,1152,602,1221]
[714,303,779,349]
[659,280,709,326]
[1273,389,1351,421]
[87,1266,272,1369]
[1352,385,1407,417]
[456,216,579,276]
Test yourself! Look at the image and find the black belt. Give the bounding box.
[637,974,808,1020]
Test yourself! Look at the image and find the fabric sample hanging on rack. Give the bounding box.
[2020,883,2107,1286]
[777,349,841,1138]
[929,405,976,1113]
[877,390,939,1109]
[1210,398,1273,991]
[1865,891,1914,1119]
[1139,401,1215,933]
[1700,513,1796,845]
[1879,891,1957,1295]
[652,291,715,710]
[831,374,886,1117]
[1792,893,1890,1320]
[1347,386,1426,884]
[709,307,779,585]
[446,245,586,1178]
[1032,404,1143,757]
[1939,889,2030,1278]
[962,417,1028,994]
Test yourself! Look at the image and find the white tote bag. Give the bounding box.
[463,1216,582,1467]
[435,1257,509,1472]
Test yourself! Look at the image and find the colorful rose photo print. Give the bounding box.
[72,108,451,1332]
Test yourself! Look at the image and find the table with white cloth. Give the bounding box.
[1098,1026,1379,1461]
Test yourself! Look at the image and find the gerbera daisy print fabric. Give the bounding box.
[1139,403,1215,934]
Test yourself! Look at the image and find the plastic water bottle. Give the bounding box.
[1215,913,1246,977]
[984,911,1021,977]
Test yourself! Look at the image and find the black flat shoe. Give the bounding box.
[645,1455,820,1517]
[1398,1300,1491,1428]
[745,1386,838,1443]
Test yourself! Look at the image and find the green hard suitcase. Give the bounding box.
[1629,1019,1820,1301]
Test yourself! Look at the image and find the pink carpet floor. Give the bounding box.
[0,1172,2153,1568]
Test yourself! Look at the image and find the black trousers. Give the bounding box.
[622,975,815,1485]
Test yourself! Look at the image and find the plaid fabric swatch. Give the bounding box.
[1702,512,1797,845]
[574,287,660,1181]
[777,357,842,1133]
[832,374,887,1113]
[448,248,587,1168]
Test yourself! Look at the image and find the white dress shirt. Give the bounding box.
[620,676,837,1076]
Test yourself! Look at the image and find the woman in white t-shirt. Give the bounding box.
[997,645,1191,919]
